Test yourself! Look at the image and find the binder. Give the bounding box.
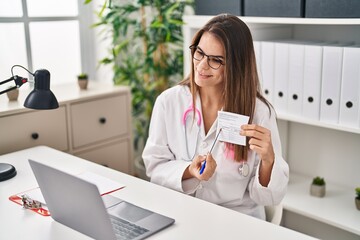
[287,42,305,116]
[253,41,262,87]
[274,41,289,114]
[244,0,304,17]
[260,41,275,104]
[320,44,344,124]
[302,43,324,120]
[339,45,360,128]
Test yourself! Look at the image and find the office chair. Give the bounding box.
[265,203,283,225]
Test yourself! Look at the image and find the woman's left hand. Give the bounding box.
[240,124,274,166]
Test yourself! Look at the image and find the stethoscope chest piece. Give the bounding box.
[238,162,249,177]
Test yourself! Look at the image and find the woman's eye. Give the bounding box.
[196,50,204,56]
[210,57,223,64]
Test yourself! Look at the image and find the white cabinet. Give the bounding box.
[0,106,68,153]
[0,82,133,175]
[70,95,128,149]
[75,139,131,174]
[183,15,360,240]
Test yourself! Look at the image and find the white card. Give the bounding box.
[217,111,249,146]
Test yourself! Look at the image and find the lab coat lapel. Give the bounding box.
[195,93,217,140]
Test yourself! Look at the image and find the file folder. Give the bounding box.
[320,45,344,124]
[274,41,289,114]
[339,45,360,128]
[287,42,305,116]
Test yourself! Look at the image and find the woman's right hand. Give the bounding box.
[184,153,217,181]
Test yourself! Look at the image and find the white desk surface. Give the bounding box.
[0,146,315,240]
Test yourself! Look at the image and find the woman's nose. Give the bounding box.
[196,57,209,70]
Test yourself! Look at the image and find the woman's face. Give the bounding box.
[193,32,225,88]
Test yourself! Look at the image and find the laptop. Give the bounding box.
[28,159,175,240]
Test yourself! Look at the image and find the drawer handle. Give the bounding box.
[31,133,39,140]
[99,117,107,124]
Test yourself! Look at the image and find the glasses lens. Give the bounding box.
[208,57,222,69]
[192,48,204,61]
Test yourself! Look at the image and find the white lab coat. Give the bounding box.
[142,85,289,220]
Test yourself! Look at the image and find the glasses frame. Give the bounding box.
[189,45,225,70]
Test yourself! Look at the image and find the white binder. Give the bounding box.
[339,45,360,128]
[260,41,275,104]
[320,45,344,124]
[253,41,262,87]
[287,42,305,116]
[274,41,289,114]
[302,43,324,120]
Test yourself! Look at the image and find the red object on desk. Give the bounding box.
[9,194,51,216]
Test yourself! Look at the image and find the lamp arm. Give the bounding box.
[0,76,15,85]
[0,75,28,95]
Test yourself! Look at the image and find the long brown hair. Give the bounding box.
[180,14,271,162]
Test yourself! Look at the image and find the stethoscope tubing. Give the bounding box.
[182,104,202,161]
[183,123,200,161]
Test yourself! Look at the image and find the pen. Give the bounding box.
[199,128,222,175]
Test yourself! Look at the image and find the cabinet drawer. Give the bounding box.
[70,95,129,148]
[75,140,131,174]
[0,106,68,154]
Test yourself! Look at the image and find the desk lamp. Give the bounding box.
[0,65,59,181]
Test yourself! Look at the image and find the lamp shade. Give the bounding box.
[24,69,59,109]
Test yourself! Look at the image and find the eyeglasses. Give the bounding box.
[189,45,225,70]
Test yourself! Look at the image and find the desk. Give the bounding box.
[0,146,315,240]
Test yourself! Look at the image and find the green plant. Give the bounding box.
[312,176,325,186]
[86,0,193,152]
[356,187,360,199]
[77,73,88,79]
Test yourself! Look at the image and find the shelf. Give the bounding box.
[183,15,360,136]
[183,15,360,238]
[183,15,360,27]
[277,114,360,135]
[283,173,360,235]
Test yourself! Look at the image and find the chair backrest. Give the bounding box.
[264,203,283,225]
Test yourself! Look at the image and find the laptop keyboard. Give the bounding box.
[109,215,149,240]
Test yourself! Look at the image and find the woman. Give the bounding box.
[142,14,289,220]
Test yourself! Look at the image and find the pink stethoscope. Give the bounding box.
[182,104,202,161]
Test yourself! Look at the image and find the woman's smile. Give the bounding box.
[197,70,213,79]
